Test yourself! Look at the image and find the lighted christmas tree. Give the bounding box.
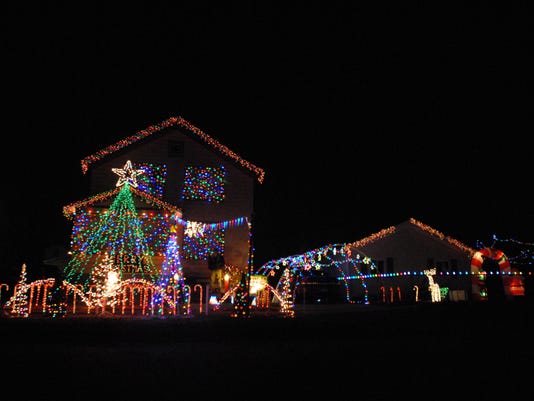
[9,264,30,318]
[64,160,158,289]
[279,268,295,317]
[88,252,121,312]
[231,272,250,318]
[153,223,188,315]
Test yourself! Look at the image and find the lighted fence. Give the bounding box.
[1,278,192,317]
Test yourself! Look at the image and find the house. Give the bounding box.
[262,217,526,306]
[62,116,264,290]
[342,218,525,303]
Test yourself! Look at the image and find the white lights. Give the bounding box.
[112,160,144,188]
[184,221,205,238]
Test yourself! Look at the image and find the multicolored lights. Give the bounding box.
[64,183,159,288]
[80,116,265,184]
[134,162,167,199]
[182,166,226,203]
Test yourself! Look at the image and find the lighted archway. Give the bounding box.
[471,248,525,301]
[256,243,374,304]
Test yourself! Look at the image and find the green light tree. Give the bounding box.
[64,161,158,290]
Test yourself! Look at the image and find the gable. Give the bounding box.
[347,217,476,258]
[63,185,182,220]
[79,116,265,184]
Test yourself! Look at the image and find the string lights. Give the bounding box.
[182,165,226,203]
[6,264,30,317]
[112,160,144,188]
[64,183,158,289]
[80,116,265,184]
[257,243,374,304]
[477,234,534,266]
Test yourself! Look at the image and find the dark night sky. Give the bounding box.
[2,2,534,279]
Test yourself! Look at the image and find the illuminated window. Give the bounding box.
[134,162,167,199]
[181,166,226,203]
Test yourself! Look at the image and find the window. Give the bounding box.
[451,259,458,273]
[436,261,450,274]
[376,260,384,274]
[386,257,394,274]
[181,165,226,203]
[134,162,167,199]
[168,140,184,157]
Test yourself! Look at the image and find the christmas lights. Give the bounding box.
[181,165,226,203]
[134,162,167,199]
[153,224,187,315]
[346,217,477,257]
[230,273,250,318]
[424,268,441,302]
[112,160,145,188]
[64,183,159,289]
[278,268,295,317]
[257,243,372,304]
[80,116,265,184]
[7,264,30,317]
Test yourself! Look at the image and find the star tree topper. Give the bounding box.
[112,160,144,188]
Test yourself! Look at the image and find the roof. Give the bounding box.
[63,185,182,220]
[79,116,265,184]
[346,217,477,257]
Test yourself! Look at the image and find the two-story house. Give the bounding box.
[62,116,264,291]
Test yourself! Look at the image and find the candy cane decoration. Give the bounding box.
[167,285,177,315]
[380,286,386,303]
[184,285,191,315]
[28,284,35,315]
[194,284,203,314]
[87,284,97,314]
[413,285,419,302]
[471,248,525,301]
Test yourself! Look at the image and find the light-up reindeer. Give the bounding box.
[423,268,441,303]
